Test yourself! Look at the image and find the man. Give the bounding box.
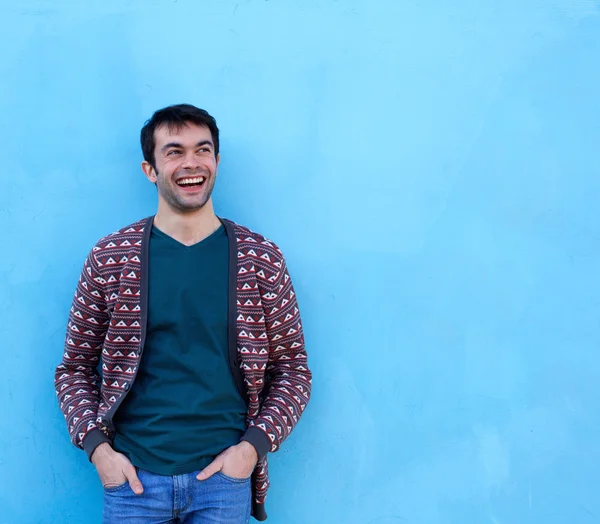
[54,104,312,523]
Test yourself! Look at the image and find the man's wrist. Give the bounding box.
[91,442,113,465]
[237,440,258,464]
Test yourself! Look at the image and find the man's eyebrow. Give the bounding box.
[161,140,214,153]
[161,142,183,152]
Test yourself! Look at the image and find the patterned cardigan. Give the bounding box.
[54,217,312,521]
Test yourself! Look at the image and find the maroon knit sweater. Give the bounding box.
[54,217,312,520]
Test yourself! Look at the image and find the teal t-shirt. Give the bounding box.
[112,225,247,475]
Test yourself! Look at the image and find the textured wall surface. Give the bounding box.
[1,1,600,523]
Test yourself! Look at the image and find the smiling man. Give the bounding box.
[54,104,312,523]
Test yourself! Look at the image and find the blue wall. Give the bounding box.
[1,1,600,522]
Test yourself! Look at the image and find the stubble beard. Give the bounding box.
[156,169,216,213]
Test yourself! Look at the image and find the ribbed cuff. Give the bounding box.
[82,428,112,462]
[241,426,271,462]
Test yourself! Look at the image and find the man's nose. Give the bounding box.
[181,152,200,169]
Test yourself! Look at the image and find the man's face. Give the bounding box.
[142,123,219,213]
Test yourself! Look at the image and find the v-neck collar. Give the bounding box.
[151,223,225,249]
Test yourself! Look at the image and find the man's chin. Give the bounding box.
[171,198,211,214]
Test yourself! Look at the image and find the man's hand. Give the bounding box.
[91,442,144,495]
[197,441,258,481]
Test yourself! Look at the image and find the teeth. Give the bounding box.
[177,177,205,186]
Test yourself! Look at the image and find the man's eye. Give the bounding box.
[167,150,181,156]
[198,148,210,153]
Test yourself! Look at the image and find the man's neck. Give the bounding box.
[153,201,222,246]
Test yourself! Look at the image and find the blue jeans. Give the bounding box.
[103,467,252,523]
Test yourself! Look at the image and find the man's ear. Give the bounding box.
[142,161,158,184]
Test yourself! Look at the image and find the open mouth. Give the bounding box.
[176,176,206,189]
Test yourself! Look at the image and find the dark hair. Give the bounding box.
[140,104,220,168]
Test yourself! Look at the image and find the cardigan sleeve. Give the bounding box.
[54,248,111,457]
[244,250,312,456]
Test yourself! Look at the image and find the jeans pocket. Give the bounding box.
[103,480,129,493]
[216,471,251,484]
